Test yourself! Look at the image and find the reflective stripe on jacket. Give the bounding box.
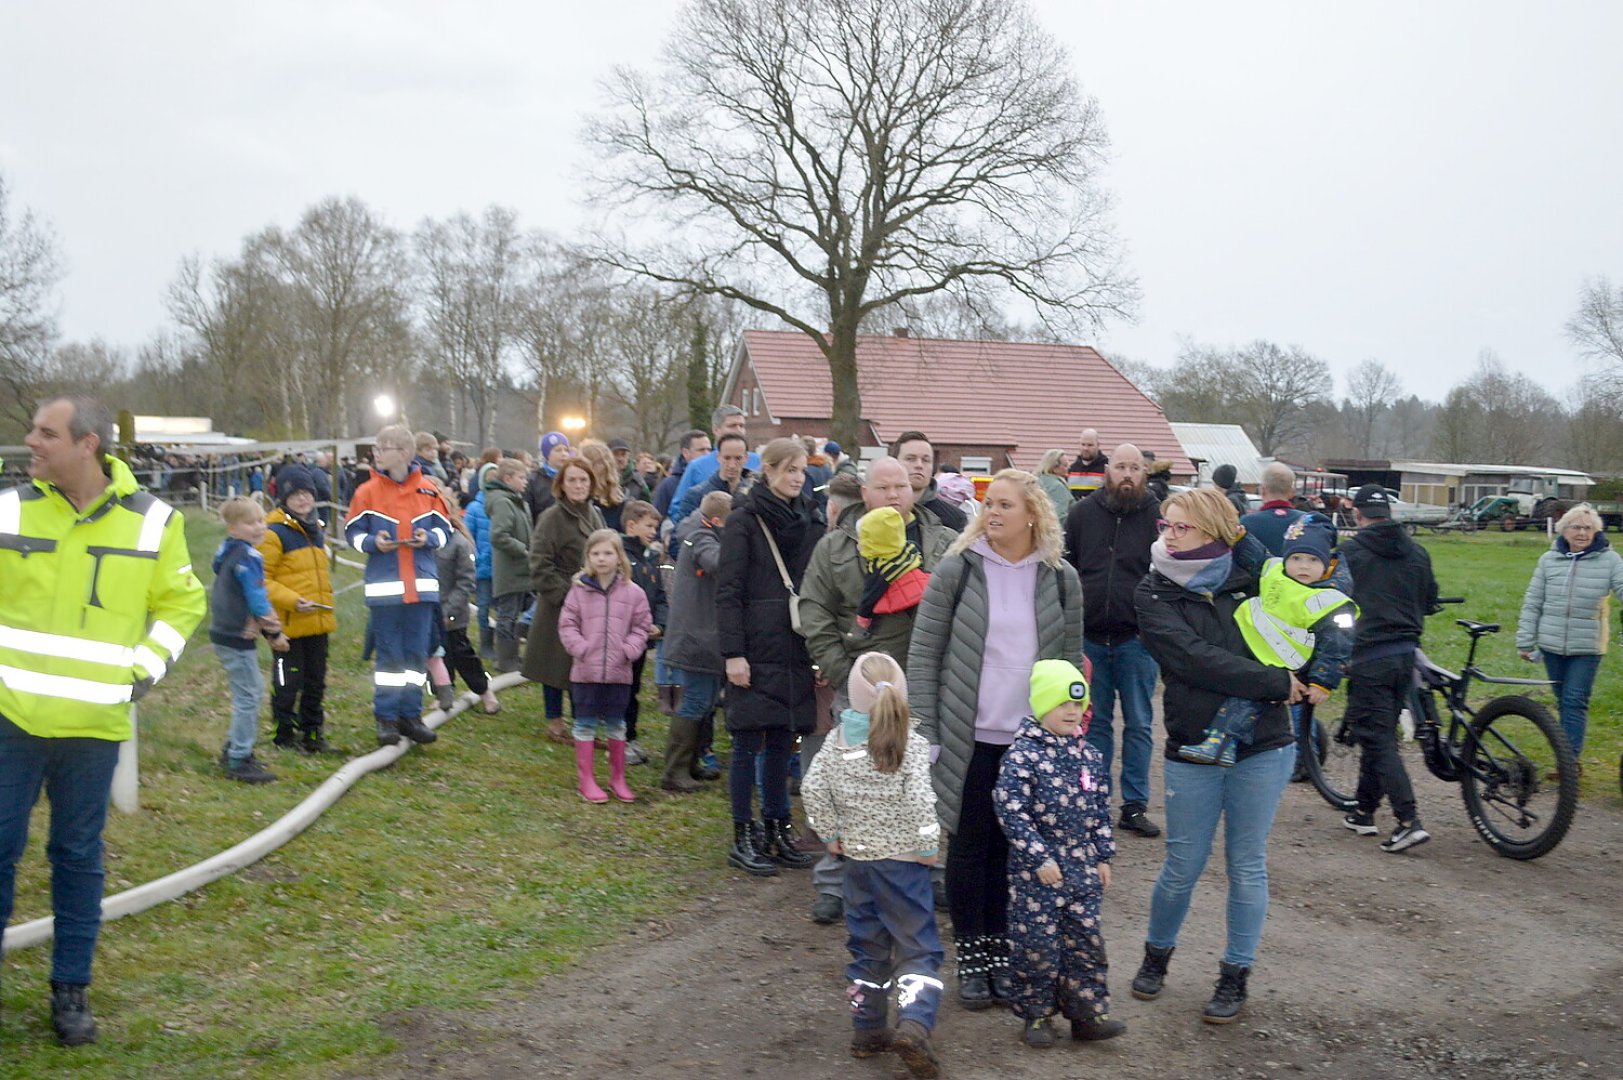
[1235,558,1357,669]
[0,456,206,740]
[343,465,454,606]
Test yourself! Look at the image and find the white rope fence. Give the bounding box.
[1,671,528,955]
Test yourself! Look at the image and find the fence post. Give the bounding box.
[112,705,140,813]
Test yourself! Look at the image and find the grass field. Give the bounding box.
[1,515,1619,1076]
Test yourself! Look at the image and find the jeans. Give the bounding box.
[475,577,494,657]
[729,728,795,823]
[572,716,628,741]
[214,643,264,762]
[1345,653,1417,822]
[493,590,528,654]
[844,859,945,1032]
[1146,744,1295,968]
[677,669,721,724]
[1083,637,1159,808]
[0,714,121,985]
[369,604,435,721]
[1541,651,1600,757]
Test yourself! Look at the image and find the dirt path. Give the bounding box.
[361,752,1623,1079]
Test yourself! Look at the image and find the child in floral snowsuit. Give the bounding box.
[992,659,1124,1049]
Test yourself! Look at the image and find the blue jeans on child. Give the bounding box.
[843,858,944,1032]
[1147,744,1295,969]
[475,577,494,657]
[0,714,121,985]
[1541,651,1600,757]
[572,717,628,741]
[214,643,263,762]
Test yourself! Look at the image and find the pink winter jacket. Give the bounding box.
[558,574,653,685]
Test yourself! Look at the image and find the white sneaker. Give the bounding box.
[1380,820,1431,853]
[624,740,650,766]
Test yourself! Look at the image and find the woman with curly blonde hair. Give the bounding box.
[907,468,1082,1010]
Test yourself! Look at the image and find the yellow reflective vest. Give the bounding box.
[1235,559,1357,670]
[0,456,206,741]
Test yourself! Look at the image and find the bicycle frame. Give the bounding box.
[1410,630,1552,783]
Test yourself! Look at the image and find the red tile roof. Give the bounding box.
[738,329,1193,473]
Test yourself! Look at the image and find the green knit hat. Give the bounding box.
[1029,659,1090,719]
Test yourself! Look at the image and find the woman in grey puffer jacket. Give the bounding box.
[1516,504,1623,760]
[907,470,1082,1011]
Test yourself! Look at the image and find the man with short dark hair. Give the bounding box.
[1,395,207,1046]
[891,430,967,532]
[654,429,711,518]
[1064,443,1162,837]
[672,433,751,524]
[1340,483,1439,853]
[668,404,762,512]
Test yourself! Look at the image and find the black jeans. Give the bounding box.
[271,633,329,736]
[622,653,646,742]
[729,728,795,823]
[444,626,489,694]
[946,741,1012,940]
[1345,652,1418,822]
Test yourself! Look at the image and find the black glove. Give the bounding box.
[131,676,155,702]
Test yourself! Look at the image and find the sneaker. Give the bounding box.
[1118,804,1161,838]
[225,755,278,784]
[1342,811,1378,836]
[811,893,844,924]
[624,740,650,766]
[1021,1016,1056,1049]
[1381,819,1431,853]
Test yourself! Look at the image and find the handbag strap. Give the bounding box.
[757,518,796,592]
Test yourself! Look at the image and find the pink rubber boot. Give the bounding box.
[607,739,636,803]
[575,740,608,803]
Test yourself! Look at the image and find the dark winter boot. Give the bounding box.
[302,728,341,755]
[659,716,702,792]
[1070,1013,1127,1041]
[1202,962,1250,1024]
[271,714,299,750]
[397,714,438,744]
[956,938,993,1010]
[848,978,890,1057]
[376,717,401,747]
[51,982,98,1046]
[891,1019,941,1078]
[988,937,1015,1005]
[493,637,521,674]
[1131,943,1174,1000]
[727,821,779,877]
[763,818,815,868]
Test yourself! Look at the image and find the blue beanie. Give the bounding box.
[1282,515,1335,568]
[823,440,842,457]
[539,431,570,462]
[275,463,318,500]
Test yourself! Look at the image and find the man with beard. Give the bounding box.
[1063,444,1163,837]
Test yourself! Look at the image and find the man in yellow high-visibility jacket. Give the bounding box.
[0,395,205,1047]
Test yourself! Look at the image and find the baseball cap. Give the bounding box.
[1352,484,1392,518]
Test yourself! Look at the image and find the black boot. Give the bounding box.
[988,937,1014,1006]
[397,715,438,744]
[727,821,779,877]
[763,819,815,868]
[956,938,993,1010]
[302,728,341,755]
[1131,943,1174,1000]
[51,982,98,1046]
[376,718,401,747]
[272,714,299,750]
[1202,961,1249,1024]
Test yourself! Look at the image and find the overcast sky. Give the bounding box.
[3,1,1619,403]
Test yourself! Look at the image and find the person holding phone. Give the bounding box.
[260,464,339,754]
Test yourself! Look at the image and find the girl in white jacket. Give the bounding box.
[801,652,944,1079]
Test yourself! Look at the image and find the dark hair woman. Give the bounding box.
[714,437,826,876]
[523,458,606,742]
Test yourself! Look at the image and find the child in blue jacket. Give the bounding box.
[210,497,289,784]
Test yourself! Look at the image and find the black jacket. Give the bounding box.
[624,534,669,630]
[1134,536,1295,761]
[524,467,556,524]
[1064,487,1160,644]
[1343,520,1439,659]
[714,485,826,733]
[920,481,967,533]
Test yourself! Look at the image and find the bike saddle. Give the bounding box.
[1456,619,1500,635]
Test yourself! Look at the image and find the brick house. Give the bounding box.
[722,328,1193,475]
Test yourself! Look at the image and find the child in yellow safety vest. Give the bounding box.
[1179,517,1357,766]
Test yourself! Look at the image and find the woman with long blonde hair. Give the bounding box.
[907,468,1082,1010]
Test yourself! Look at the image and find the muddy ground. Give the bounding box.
[360,750,1623,1080]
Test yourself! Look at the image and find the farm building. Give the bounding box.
[722,329,1193,475]
[1169,422,1266,489]
[1321,459,1595,507]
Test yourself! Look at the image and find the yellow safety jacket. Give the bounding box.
[1235,559,1357,670]
[0,456,206,741]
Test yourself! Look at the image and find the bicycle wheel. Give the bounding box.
[1298,701,1359,812]
[1458,695,1578,860]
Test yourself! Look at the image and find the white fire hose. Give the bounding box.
[1,671,528,955]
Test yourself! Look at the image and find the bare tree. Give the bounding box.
[415,206,523,449]
[1228,341,1333,457]
[1343,358,1402,457]
[585,0,1136,449]
[602,286,690,450]
[0,174,64,430]
[1566,276,1623,381]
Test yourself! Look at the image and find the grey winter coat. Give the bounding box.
[663,511,726,675]
[906,547,1083,834]
[435,530,477,631]
[1517,533,1623,656]
[798,502,958,688]
[484,478,532,598]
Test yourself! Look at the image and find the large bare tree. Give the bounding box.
[1342,358,1402,458]
[1229,341,1333,457]
[1566,276,1623,382]
[585,0,1136,448]
[0,174,64,431]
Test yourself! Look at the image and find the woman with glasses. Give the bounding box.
[1516,503,1623,769]
[907,469,1081,1010]
[1129,488,1303,1026]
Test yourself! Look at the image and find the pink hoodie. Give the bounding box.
[971,537,1042,744]
[558,574,653,685]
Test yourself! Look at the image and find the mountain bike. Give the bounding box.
[1297,603,1578,860]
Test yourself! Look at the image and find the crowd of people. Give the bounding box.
[5,393,1605,1070]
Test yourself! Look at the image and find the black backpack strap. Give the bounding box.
[949,550,978,621]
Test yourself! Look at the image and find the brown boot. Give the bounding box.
[546,716,571,744]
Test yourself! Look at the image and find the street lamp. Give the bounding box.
[560,415,587,433]
[373,393,397,422]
